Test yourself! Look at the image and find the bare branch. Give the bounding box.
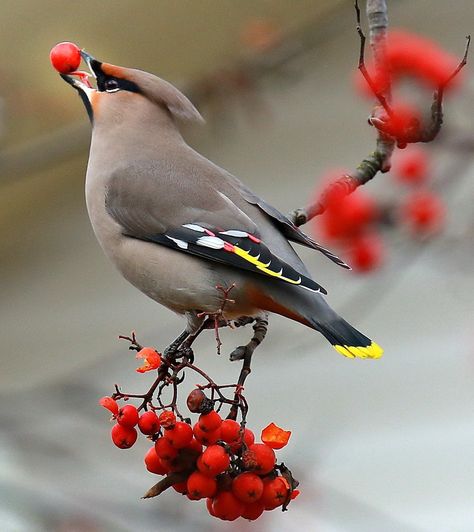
[290,0,394,225]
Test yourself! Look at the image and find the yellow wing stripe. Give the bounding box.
[232,246,302,285]
[334,341,383,359]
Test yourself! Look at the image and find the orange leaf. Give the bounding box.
[135,347,161,373]
[99,396,119,415]
[261,422,291,449]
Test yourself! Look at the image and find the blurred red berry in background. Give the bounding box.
[392,146,430,185]
[355,29,461,97]
[371,102,421,142]
[348,232,385,273]
[401,190,445,236]
[318,188,378,241]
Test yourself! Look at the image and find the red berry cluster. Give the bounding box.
[313,145,446,273]
[99,389,298,521]
[315,180,383,273]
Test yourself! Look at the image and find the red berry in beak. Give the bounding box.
[50,42,81,74]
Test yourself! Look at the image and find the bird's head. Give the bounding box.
[60,49,203,126]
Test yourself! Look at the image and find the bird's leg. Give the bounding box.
[196,284,236,355]
[229,313,268,362]
[164,329,190,358]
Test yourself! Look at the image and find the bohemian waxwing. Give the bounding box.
[59,50,383,360]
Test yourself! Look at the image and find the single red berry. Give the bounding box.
[199,445,231,477]
[184,437,203,456]
[261,476,290,510]
[159,410,176,429]
[241,500,265,520]
[392,146,430,185]
[99,396,119,415]
[220,419,241,443]
[206,497,217,517]
[138,411,160,435]
[144,447,168,475]
[401,190,445,236]
[232,472,264,503]
[116,404,139,428]
[154,436,178,461]
[193,423,221,446]
[165,421,193,449]
[111,424,137,449]
[242,444,275,475]
[198,410,222,432]
[173,481,188,494]
[187,471,217,500]
[348,232,385,273]
[212,491,244,521]
[229,428,255,453]
[50,42,82,74]
[320,190,378,241]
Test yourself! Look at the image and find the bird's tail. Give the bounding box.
[248,279,383,359]
[311,315,383,359]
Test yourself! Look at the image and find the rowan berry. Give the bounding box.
[241,500,265,520]
[165,421,193,449]
[111,424,137,449]
[144,447,168,475]
[193,423,221,446]
[50,42,81,74]
[184,438,203,456]
[116,404,139,428]
[232,472,264,503]
[206,497,217,517]
[393,146,430,185]
[229,428,255,453]
[159,410,176,429]
[220,419,241,442]
[401,190,445,235]
[172,481,188,494]
[261,476,290,510]
[138,411,160,435]
[199,445,230,477]
[154,436,178,461]
[198,410,222,432]
[187,471,217,500]
[242,444,275,475]
[349,232,384,273]
[212,491,244,521]
[186,388,212,413]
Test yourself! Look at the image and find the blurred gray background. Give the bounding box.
[1,1,474,531]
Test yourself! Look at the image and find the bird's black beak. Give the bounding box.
[60,49,101,92]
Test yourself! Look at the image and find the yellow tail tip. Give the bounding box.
[334,341,383,359]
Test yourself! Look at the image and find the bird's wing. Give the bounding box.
[233,179,350,269]
[105,166,326,294]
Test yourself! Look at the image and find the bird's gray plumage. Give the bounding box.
[60,54,383,359]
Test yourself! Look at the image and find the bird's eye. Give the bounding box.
[105,79,120,92]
